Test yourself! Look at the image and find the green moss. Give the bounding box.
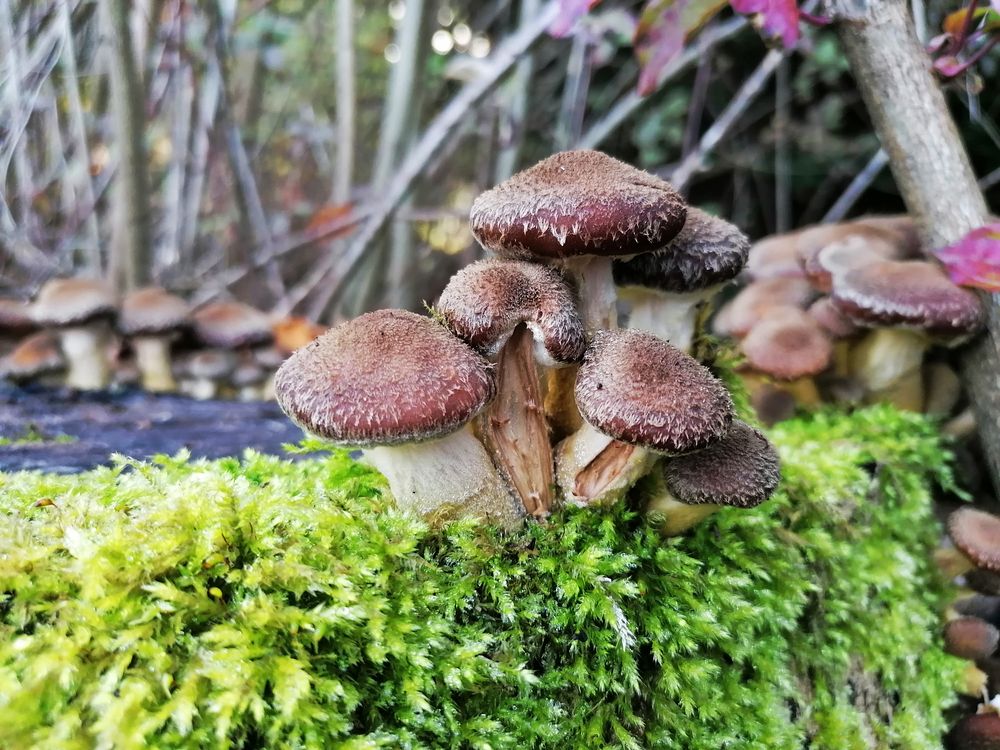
[0,425,76,446]
[0,406,963,749]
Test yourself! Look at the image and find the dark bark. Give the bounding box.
[827,0,1000,494]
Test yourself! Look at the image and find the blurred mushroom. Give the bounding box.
[272,315,327,353]
[798,224,910,293]
[945,617,1000,661]
[0,297,37,355]
[183,350,237,400]
[647,420,780,536]
[556,328,733,504]
[947,712,1000,750]
[192,301,273,399]
[232,354,269,401]
[923,360,963,418]
[31,278,117,390]
[745,233,806,281]
[274,309,523,527]
[437,259,585,517]
[614,207,750,351]
[946,508,1000,577]
[0,331,66,387]
[118,287,191,392]
[712,277,816,339]
[470,149,687,330]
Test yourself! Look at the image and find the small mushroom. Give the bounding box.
[745,233,806,281]
[647,420,780,536]
[470,149,687,330]
[556,328,734,504]
[183,350,237,400]
[712,277,816,339]
[944,617,1000,661]
[948,508,1000,575]
[274,309,523,527]
[614,207,750,351]
[192,301,273,399]
[798,224,911,293]
[0,331,66,387]
[231,354,269,401]
[118,287,191,392]
[0,297,37,355]
[947,713,1000,750]
[31,278,117,390]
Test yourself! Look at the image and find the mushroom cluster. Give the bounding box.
[714,217,985,423]
[0,281,325,399]
[274,150,780,534]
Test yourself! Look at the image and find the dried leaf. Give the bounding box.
[634,0,728,95]
[304,202,354,235]
[550,0,604,37]
[730,0,801,47]
[934,223,1000,291]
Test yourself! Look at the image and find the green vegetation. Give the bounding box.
[0,426,76,447]
[0,406,963,749]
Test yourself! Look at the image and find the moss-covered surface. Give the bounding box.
[0,406,963,749]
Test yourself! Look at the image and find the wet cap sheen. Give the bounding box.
[436,258,586,363]
[274,309,496,446]
[470,150,687,261]
[662,420,781,507]
[119,287,191,336]
[832,260,984,338]
[575,328,733,453]
[944,617,1000,660]
[950,508,1000,572]
[193,302,273,348]
[740,306,833,380]
[32,278,117,327]
[613,207,750,292]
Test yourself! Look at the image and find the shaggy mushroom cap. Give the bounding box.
[274,309,496,447]
[832,260,984,339]
[713,277,816,338]
[470,149,687,261]
[741,306,833,380]
[119,287,191,336]
[947,713,1000,750]
[0,331,65,380]
[436,258,586,364]
[945,617,1000,660]
[613,207,750,293]
[193,302,273,349]
[662,420,781,507]
[31,278,117,327]
[574,328,733,453]
[950,508,1000,572]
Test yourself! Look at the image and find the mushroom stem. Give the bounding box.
[849,328,927,410]
[189,377,219,400]
[364,423,523,529]
[555,421,654,505]
[647,486,720,537]
[59,325,111,390]
[564,256,618,330]
[621,288,707,351]
[479,325,554,518]
[133,336,177,392]
[544,365,582,441]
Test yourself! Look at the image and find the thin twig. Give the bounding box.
[822,148,889,222]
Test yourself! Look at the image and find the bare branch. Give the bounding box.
[822,148,889,222]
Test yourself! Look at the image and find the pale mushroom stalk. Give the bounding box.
[849,328,926,410]
[646,473,720,537]
[620,288,707,351]
[563,256,619,330]
[132,335,176,392]
[555,422,655,504]
[60,323,112,390]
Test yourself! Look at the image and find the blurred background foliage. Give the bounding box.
[1,0,998,323]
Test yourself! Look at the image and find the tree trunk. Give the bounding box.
[826,0,1000,494]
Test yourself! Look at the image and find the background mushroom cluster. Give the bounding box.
[0,282,325,400]
[275,149,781,532]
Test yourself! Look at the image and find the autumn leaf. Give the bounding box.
[730,0,801,47]
[934,222,1000,292]
[304,202,354,236]
[634,0,728,95]
[550,0,604,37]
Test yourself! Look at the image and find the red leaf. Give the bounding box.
[935,222,1000,292]
[304,202,354,236]
[550,0,603,37]
[729,0,801,47]
[634,0,728,95]
[933,54,966,77]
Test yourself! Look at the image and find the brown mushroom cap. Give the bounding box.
[808,297,860,339]
[955,595,1000,625]
[947,713,1000,750]
[186,350,237,381]
[193,301,273,349]
[613,207,750,293]
[31,278,117,327]
[712,277,816,339]
[740,306,833,380]
[574,328,733,453]
[950,508,1000,572]
[0,331,65,379]
[119,287,191,336]
[745,233,806,280]
[662,420,781,507]
[944,617,1000,660]
[436,258,585,363]
[0,298,37,335]
[470,150,687,261]
[274,309,496,447]
[832,260,984,339]
[800,228,906,293]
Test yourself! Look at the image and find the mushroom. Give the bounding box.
[613,207,750,351]
[0,331,66,387]
[831,260,984,410]
[647,420,780,536]
[944,617,1000,661]
[745,233,806,281]
[556,328,734,504]
[182,350,237,400]
[118,287,191,392]
[947,713,1000,750]
[192,301,273,399]
[31,278,117,390]
[807,296,860,379]
[469,149,687,330]
[437,259,585,517]
[712,277,816,339]
[274,309,523,527]
[0,297,37,355]
[231,354,269,401]
[947,508,1000,576]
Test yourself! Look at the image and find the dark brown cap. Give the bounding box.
[661,420,781,507]
[947,713,1000,750]
[807,297,860,339]
[950,508,1000,572]
[945,617,1000,660]
[740,306,833,380]
[574,328,733,454]
[470,150,687,261]
[274,309,496,446]
[436,258,585,364]
[613,207,750,293]
[0,331,65,380]
[0,298,37,335]
[119,287,191,336]
[712,277,816,339]
[32,278,117,327]
[193,302,273,349]
[955,595,1000,626]
[832,260,984,339]
[967,569,1000,597]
